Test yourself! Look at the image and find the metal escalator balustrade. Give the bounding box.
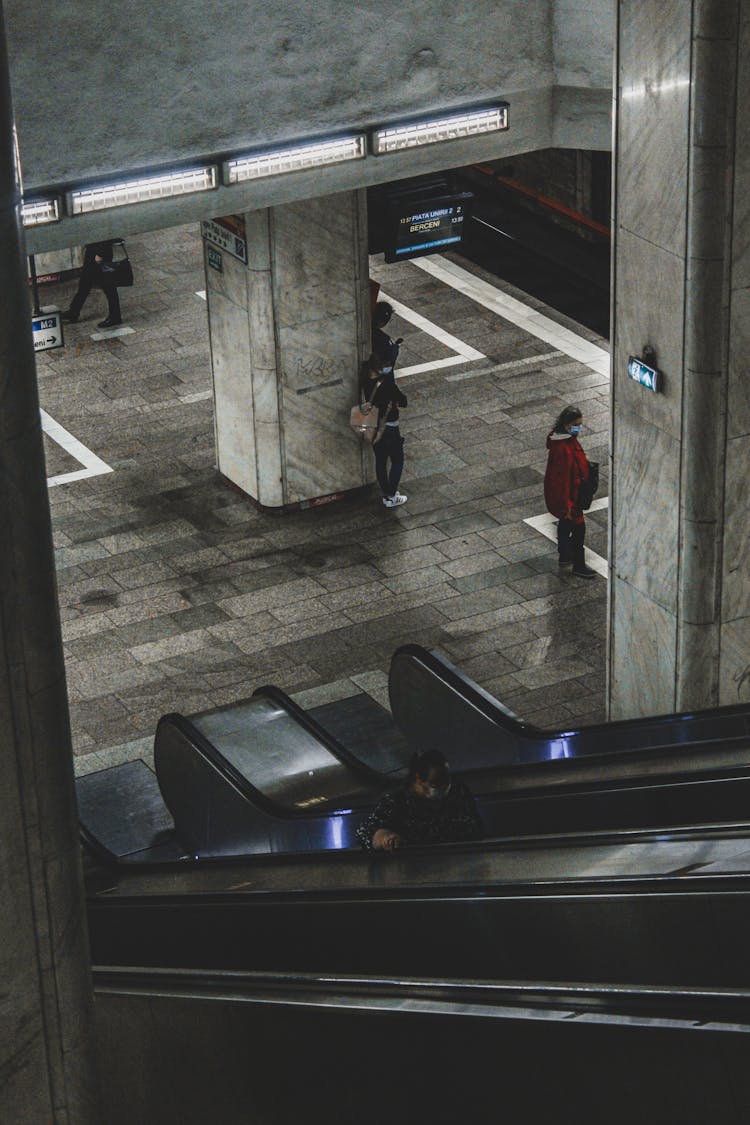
[154,689,389,857]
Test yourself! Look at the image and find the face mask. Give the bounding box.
[426,781,451,801]
[569,424,582,435]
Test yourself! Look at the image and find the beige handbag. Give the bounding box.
[350,379,385,444]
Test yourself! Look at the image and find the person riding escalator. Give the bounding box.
[357,750,482,851]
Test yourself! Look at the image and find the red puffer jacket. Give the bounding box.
[544,431,589,524]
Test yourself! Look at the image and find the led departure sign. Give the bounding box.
[384,193,473,263]
[627,355,660,392]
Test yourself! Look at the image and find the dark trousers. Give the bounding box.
[374,426,404,497]
[557,518,586,565]
[68,269,121,321]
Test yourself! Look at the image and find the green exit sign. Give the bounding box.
[628,355,659,392]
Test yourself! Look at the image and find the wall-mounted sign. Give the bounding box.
[31,311,64,352]
[384,192,473,263]
[207,246,223,273]
[201,215,247,265]
[628,355,660,392]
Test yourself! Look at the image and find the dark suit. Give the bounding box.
[68,241,121,322]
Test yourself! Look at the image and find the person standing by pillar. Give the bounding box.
[363,350,408,508]
[372,301,403,373]
[544,405,596,579]
[62,239,122,328]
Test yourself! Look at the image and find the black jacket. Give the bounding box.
[369,371,407,424]
[356,780,482,849]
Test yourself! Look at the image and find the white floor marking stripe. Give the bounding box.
[41,409,113,488]
[397,354,478,377]
[90,326,135,342]
[411,256,610,377]
[196,290,207,301]
[378,292,484,379]
[179,389,212,403]
[524,497,609,579]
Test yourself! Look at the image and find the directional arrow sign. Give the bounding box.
[32,312,64,353]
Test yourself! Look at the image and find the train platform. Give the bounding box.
[33,224,610,776]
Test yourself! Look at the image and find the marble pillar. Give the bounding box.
[609,1,750,717]
[205,191,372,509]
[0,4,99,1122]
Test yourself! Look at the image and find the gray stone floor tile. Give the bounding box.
[371,544,448,577]
[129,629,223,665]
[435,583,523,622]
[455,651,516,682]
[105,591,194,626]
[292,678,361,710]
[495,538,556,564]
[507,573,569,599]
[380,565,449,595]
[344,582,460,624]
[439,601,532,639]
[217,576,329,618]
[450,562,537,595]
[434,533,491,561]
[433,511,501,537]
[512,659,596,691]
[439,549,507,580]
[501,678,590,715]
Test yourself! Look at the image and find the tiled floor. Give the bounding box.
[34,224,610,776]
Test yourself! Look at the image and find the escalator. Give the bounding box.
[78,643,750,864]
[390,645,750,835]
[93,967,750,1124]
[82,647,750,1122]
[89,824,750,1124]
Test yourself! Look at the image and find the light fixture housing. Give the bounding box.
[223,135,367,185]
[21,197,61,226]
[373,105,509,155]
[68,165,218,214]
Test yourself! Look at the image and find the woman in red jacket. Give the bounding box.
[544,406,596,578]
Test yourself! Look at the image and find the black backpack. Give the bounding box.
[578,460,600,511]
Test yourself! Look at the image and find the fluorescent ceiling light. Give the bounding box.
[224,135,367,184]
[68,166,218,214]
[21,198,61,226]
[373,105,509,155]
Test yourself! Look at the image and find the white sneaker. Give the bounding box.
[382,493,407,508]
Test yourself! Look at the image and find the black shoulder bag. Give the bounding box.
[577,460,600,511]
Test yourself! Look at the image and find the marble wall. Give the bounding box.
[0,35,99,1119]
[609,0,749,717]
[723,1,750,704]
[206,192,371,509]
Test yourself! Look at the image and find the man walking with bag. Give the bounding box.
[61,240,124,328]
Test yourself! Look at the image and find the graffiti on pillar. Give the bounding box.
[292,353,344,396]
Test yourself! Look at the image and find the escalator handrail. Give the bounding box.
[86,816,750,891]
[156,712,377,823]
[390,643,750,747]
[390,642,535,737]
[90,964,750,1016]
[252,684,389,786]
